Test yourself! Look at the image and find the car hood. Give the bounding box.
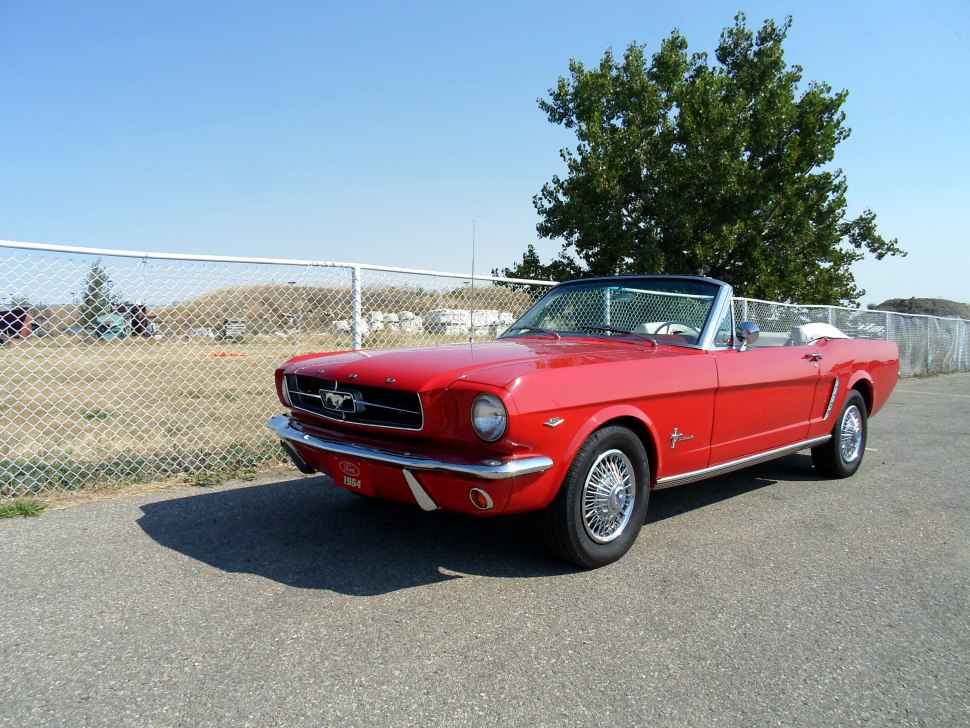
[284,338,689,392]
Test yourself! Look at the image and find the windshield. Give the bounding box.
[502,278,721,347]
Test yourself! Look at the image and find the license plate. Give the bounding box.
[331,457,371,495]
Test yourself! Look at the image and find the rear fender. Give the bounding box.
[846,372,874,414]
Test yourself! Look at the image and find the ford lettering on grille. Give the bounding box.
[322,390,357,413]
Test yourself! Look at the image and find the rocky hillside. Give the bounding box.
[872,297,970,319]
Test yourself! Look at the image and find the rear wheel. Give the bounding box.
[812,390,868,478]
[541,426,649,568]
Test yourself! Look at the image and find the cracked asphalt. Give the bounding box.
[1,373,968,727]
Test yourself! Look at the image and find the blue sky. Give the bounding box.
[1,0,967,305]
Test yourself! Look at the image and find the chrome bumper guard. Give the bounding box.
[267,415,554,481]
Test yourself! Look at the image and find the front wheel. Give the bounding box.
[812,390,868,478]
[541,426,650,568]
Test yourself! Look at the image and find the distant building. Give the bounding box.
[0,307,34,344]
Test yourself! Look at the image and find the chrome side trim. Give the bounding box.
[823,378,840,420]
[654,435,832,489]
[403,469,439,511]
[267,415,554,480]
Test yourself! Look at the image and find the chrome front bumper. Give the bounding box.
[267,415,554,481]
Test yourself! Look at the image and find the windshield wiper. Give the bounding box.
[502,326,562,340]
[580,325,658,346]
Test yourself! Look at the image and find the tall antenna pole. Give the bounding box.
[469,219,476,343]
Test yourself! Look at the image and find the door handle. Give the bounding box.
[804,352,823,363]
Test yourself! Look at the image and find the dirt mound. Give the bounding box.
[873,297,970,319]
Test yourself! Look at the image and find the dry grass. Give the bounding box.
[2,336,318,495]
[1,279,542,496]
[0,330,477,496]
[3,337,288,458]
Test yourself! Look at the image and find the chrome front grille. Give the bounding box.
[286,375,423,430]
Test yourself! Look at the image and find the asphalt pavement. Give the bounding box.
[1,373,968,727]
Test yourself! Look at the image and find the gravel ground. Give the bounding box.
[1,373,968,727]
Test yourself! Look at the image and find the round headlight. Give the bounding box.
[472,393,508,442]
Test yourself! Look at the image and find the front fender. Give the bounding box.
[558,404,661,483]
[504,404,661,514]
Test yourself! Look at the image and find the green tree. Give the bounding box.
[499,14,904,304]
[78,260,114,329]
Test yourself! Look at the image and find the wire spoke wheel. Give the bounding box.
[812,390,868,479]
[541,426,649,568]
[839,405,864,463]
[581,449,636,543]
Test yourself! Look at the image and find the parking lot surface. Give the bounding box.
[1,373,968,726]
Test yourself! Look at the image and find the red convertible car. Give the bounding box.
[268,276,898,567]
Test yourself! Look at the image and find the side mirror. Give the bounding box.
[737,321,759,351]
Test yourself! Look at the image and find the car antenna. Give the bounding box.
[469,219,476,344]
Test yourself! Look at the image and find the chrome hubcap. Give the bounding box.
[840,405,864,463]
[582,449,635,543]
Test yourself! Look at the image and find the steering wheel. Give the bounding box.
[654,320,701,336]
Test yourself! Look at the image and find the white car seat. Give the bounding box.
[789,322,849,346]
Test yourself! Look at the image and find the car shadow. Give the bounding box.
[137,454,823,596]
[137,477,572,595]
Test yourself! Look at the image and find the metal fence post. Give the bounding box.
[958,321,970,372]
[351,265,363,350]
[959,321,963,370]
[927,316,933,373]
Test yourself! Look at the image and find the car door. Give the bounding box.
[709,345,821,465]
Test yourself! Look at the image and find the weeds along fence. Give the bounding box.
[2,239,968,497]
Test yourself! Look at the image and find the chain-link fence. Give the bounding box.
[0,241,552,496]
[2,240,968,496]
[734,297,970,377]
